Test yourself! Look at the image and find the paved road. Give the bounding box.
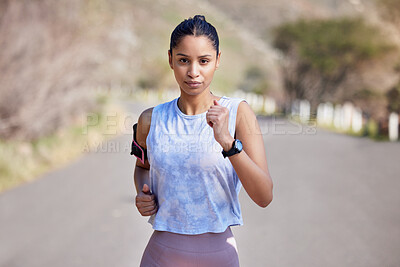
[1,99,399,267]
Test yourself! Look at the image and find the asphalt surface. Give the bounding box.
[1,99,400,267]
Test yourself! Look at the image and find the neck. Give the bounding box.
[177,90,219,115]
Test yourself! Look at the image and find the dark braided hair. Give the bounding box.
[169,15,219,58]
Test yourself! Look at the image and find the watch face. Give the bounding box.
[235,140,243,151]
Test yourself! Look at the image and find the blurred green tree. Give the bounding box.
[273,17,395,112]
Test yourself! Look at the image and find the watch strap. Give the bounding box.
[222,139,242,158]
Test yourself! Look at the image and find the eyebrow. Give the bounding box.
[176,53,212,58]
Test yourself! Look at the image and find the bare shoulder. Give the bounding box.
[236,100,261,135]
[237,100,254,116]
[138,107,153,125]
[136,107,154,149]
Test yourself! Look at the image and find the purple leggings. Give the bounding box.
[139,226,240,267]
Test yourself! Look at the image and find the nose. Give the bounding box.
[187,62,200,78]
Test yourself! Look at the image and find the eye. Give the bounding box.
[200,59,209,64]
[179,58,189,63]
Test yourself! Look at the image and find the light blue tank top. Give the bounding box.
[146,96,245,235]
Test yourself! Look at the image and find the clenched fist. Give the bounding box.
[135,184,158,216]
[206,99,235,151]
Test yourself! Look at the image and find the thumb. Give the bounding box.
[213,99,220,106]
[142,184,151,195]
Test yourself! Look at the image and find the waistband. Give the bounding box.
[150,226,235,253]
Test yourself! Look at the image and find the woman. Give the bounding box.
[133,15,273,267]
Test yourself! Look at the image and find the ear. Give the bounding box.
[215,51,221,69]
[168,50,173,70]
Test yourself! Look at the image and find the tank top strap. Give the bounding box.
[218,96,246,138]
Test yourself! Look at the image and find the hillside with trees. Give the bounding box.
[0,0,269,141]
[273,17,398,120]
[210,0,400,130]
[2,0,399,141]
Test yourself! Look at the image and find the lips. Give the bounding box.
[185,81,202,88]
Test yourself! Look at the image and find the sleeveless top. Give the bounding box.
[146,96,245,235]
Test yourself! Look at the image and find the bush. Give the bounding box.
[366,119,379,139]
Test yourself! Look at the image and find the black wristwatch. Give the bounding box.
[222,139,243,158]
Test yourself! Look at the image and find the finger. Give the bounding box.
[136,197,151,205]
[206,112,221,120]
[137,200,156,207]
[206,115,220,124]
[207,109,227,117]
[139,208,158,216]
[142,184,151,195]
[137,194,155,202]
[136,200,156,208]
[206,114,215,127]
[206,109,223,115]
[140,204,157,212]
[206,116,215,124]
[206,113,221,119]
[208,105,223,111]
[140,194,155,201]
[142,207,158,216]
[136,197,154,207]
[144,194,155,201]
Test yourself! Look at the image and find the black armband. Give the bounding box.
[130,123,147,164]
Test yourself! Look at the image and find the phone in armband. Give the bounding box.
[130,123,147,164]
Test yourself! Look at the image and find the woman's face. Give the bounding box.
[169,35,221,96]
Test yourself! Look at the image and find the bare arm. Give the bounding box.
[228,101,273,207]
[134,166,150,194]
[133,107,157,216]
[206,100,273,208]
